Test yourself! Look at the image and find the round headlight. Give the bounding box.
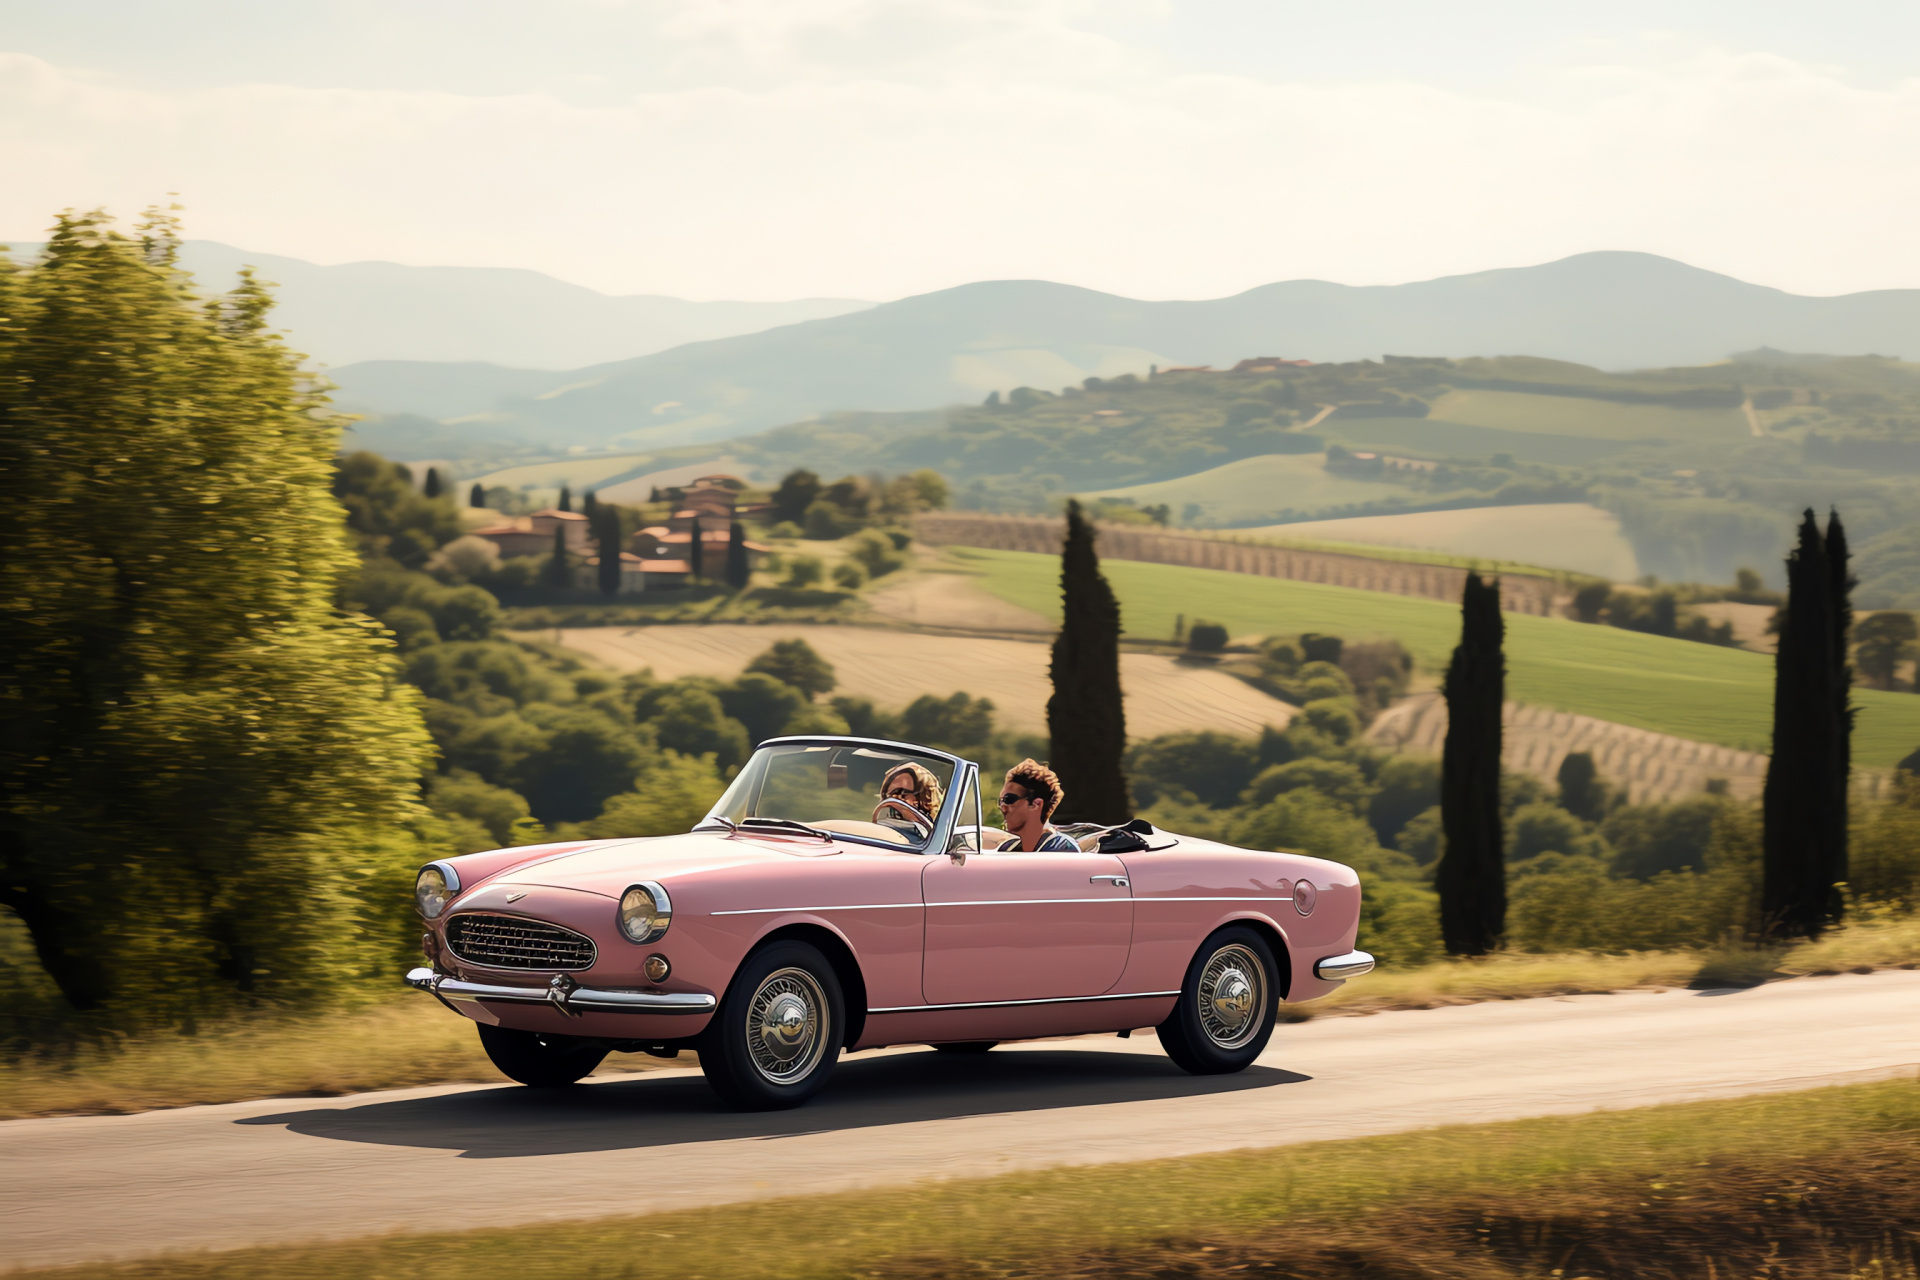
[415,864,455,919]
[619,882,673,943]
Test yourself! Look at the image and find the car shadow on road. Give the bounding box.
[238,1049,1308,1159]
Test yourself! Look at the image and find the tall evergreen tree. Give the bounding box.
[557,485,571,513]
[725,520,751,589]
[1762,509,1852,937]
[582,490,598,519]
[595,504,621,597]
[540,522,572,588]
[1437,572,1506,955]
[1046,499,1130,822]
[0,212,432,1018]
[422,466,441,499]
[469,481,485,508]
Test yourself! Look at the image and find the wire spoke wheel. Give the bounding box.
[1196,942,1267,1050]
[746,966,830,1085]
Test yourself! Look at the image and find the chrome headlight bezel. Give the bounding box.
[415,862,460,920]
[618,881,673,944]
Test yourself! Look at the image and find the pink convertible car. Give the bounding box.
[406,735,1374,1110]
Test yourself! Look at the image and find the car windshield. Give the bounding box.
[705,741,959,850]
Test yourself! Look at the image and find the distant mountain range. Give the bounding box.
[2,240,871,369]
[317,251,1920,460]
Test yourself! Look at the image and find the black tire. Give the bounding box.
[476,1023,608,1087]
[1156,926,1280,1075]
[699,940,845,1111]
[931,1041,998,1054]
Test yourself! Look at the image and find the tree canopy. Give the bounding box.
[0,213,434,1022]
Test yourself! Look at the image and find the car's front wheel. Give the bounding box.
[476,1023,609,1087]
[1156,926,1280,1075]
[699,940,845,1110]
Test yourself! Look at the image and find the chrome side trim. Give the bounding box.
[1313,950,1376,981]
[868,990,1180,1014]
[404,967,716,1014]
[710,896,1290,916]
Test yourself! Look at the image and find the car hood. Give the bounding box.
[474,830,836,900]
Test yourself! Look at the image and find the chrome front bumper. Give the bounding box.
[405,967,716,1015]
[1313,950,1376,981]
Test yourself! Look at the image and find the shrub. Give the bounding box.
[1369,757,1440,846]
[1603,796,1725,879]
[1187,621,1229,653]
[580,752,724,838]
[783,555,824,588]
[848,528,906,578]
[1244,758,1376,816]
[1126,732,1260,808]
[831,561,867,590]
[1300,697,1359,744]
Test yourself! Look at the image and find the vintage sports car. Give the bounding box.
[405,735,1374,1110]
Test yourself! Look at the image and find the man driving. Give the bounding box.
[996,759,1080,852]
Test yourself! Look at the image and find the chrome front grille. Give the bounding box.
[446,913,596,971]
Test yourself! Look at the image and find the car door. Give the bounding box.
[920,845,1134,1006]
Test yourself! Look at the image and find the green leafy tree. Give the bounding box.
[584,752,724,838]
[745,638,837,699]
[333,452,461,567]
[0,212,433,1018]
[1855,611,1916,690]
[719,673,807,746]
[1047,499,1130,821]
[1555,751,1609,822]
[1437,572,1506,955]
[771,469,822,525]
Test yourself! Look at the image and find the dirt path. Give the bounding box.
[5,971,1915,1270]
[1742,397,1764,437]
[547,624,1296,739]
[1299,403,1339,430]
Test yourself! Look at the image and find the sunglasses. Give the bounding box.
[884,786,920,800]
[999,792,1032,807]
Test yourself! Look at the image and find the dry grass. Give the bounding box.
[0,1001,684,1121]
[15,1074,1920,1280]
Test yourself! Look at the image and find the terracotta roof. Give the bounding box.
[469,523,525,537]
[641,560,693,574]
[529,508,588,521]
[584,553,647,566]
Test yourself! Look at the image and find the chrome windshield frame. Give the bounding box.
[702,735,977,855]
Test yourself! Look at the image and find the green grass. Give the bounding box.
[1242,503,1638,581]
[1090,452,1456,525]
[953,547,1920,765]
[1428,388,1751,442]
[24,1075,1920,1279]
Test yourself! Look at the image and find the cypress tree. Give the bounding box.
[582,490,598,519]
[469,481,485,508]
[540,522,571,588]
[1762,510,1852,937]
[422,466,441,499]
[595,504,621,597]
[725,520,751,589]
[1437,572,1506,955]
[1046,499,1130,822]
[557,485,571,513]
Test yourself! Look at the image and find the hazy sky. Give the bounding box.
[6,1,1920,300]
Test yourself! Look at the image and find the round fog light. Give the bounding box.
[644,954,671,983]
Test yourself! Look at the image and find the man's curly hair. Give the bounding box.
[1004,758,1065,822]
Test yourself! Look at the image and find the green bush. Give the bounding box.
[831,561,868,590]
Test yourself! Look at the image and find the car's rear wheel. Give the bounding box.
[931,1041,998,1054]
[699,940,844,1111]
[1156,926,1280,1075]
[476,1023,608,1087]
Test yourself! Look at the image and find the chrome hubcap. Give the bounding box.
[747,967,829,1084]
[1197,943,1267,1049]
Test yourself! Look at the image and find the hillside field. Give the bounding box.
[1090,453,1455,527]
[1243,503,1641,581]
[1426,388,1753,442]
[952,547,1920,766]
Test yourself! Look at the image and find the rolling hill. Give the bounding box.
[327,251,1920,458]
[3,240,871,370]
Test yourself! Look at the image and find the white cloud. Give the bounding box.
[4,17,1920,300]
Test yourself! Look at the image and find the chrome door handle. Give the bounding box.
[1090,875,1129,887]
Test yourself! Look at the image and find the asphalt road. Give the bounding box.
[5,970,1918,1270]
